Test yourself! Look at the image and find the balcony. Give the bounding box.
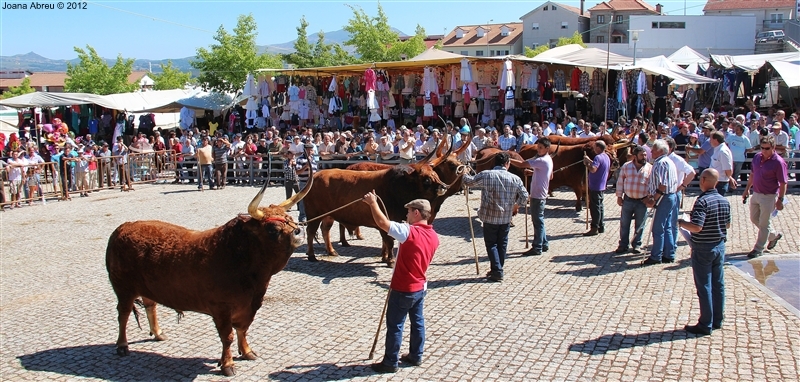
[763,20,785,31]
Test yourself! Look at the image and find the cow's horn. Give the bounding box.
[419,140,441,164]
[611,142,631,151]
[276,167,314,211]
[451,131,472,160]
[431,135,455,167]
[248,181,269,221]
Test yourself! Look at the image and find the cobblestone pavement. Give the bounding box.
[1,183,798,381]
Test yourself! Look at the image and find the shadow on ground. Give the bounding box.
[283,255,381,284]
[569,329,694,355]
[550,252,641,277]
[269,362,377,381]
[17,343,217,380]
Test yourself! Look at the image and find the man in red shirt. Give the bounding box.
[363,192,439,373]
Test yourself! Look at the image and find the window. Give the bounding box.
[460,50,469,56]
[615,15,623,23]
[770,13,784,23]
[495,50,509,56]
[475,50,484,56]
[501,26,509,36]
[597,15,605,24]
[532,23,540,30]
[652,22,659,28]
[561,22,569,29]
[543,5,548,10]
[596,35,605,43]
[455,29,464,38]
[552,5,557,10]
[612,36,622,43]
[477,28,485,38]
[490,50,495,56]
[530,44,539,49]
[658,21,686,29]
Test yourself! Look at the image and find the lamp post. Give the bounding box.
[486,19,493,57]
[628,29,643,65]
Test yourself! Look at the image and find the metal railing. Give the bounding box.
[784,19,800,46]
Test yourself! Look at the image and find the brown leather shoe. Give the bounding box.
[582,229,598,236]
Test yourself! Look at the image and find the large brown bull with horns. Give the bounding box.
[517,135,630,211]
[338,135,470,247]
[302,139,462,266]
[105,180,311,377]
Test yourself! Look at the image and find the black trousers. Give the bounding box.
[589,190,604,231]
[654,97,667,124]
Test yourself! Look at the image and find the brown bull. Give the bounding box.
[106,180,311,377]
[517,137,627,211]
[303,142,458,266]
[336,135,470,248]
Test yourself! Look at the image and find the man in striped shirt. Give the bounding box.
[643,140,679,265]
[679,169,731,335]
[498,125,517,151]
[615,145,652,254]
[463,152,529,282]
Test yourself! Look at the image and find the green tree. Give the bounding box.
[65,45,137,95]
[342,3,427,62]
[151,60,191,90]
[1,77,35,99]
[192,14,282,93]
[285,16,356,68]
[524,31,586,58]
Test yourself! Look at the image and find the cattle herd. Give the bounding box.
[105,132,633,376]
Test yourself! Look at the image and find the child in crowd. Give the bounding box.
[685,133,700,169]
[25,167,37,206]
[75,151,90,197]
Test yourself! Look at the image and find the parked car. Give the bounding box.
[756,30,785,43]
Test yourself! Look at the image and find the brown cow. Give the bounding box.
[338,135,471,247]
[303,145,456,266]
[106,180,311,377]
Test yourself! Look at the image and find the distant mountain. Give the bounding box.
[0,27,408,72]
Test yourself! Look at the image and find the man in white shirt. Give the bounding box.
[398,129,416,164]
[377,135,396,162]
[579,121,596,138]
[709,130,735,196]
[473,128,490,151]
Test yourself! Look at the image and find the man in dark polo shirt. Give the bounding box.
[679,169,731,336]
[362,193,439,373]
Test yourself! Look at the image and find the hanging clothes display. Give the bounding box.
[579,71,590,95]
[591,69,606,94]
[570,67,582,91]
[460,59,473,83]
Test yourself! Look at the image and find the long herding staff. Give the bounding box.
[641,195,662,260]
[585,166,590,231]
[464,186,481,275]
[524,174,530,248]
[368,287,391,359]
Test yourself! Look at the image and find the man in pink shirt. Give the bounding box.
[363,193,439,373]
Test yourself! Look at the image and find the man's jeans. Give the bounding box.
[529,198,548,252]
[483,222,510,278]
[691,240,725,331]
[649,193,677,262]
[619,197,648,250]
[198,164,213,189]
[588,190,604,231]
[715,181,729,196]
[297,179,308,221]
[381,289,426,367]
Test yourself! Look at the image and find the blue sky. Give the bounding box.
[0,0,705,60]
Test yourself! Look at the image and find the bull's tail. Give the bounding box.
[176,310,185,323]
[132,299,144,330]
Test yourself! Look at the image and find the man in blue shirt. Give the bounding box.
[582,141,611,236]
[679,169,731,335]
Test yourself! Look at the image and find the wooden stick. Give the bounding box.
[465,187,481,275]
[524,175,529,248]
[368,288,391,360]
[585,167,590,231]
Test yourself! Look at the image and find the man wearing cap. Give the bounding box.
[462,152,529,282]
[742,135,787,258]
[454,126,477,164]
[363,193,439,373]
[295,143,317,222]
[687,123,715,174]
[770,122,790,161]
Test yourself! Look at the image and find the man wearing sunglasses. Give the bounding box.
[742,136,788,258]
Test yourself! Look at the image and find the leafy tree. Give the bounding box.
[65,45,138,95]
[285,16,357,68]
[1,77,35,99]
[343,3,423,62]
[151,60,191,90]
[192,14,282,93]
[524,31,586,58]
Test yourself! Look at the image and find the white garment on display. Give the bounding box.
[328,76,337,92]
[637,71,647,94]
[460,59,473,83]
[367,90,379,110]
[179,106,194,130]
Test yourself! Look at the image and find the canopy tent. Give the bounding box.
[99,89,193,111]
[767,60,800,88]
[136,91,244,113]
[710,52,800,71]
[519,47,633,68]
[667,46,709,66]
[407,48,466,62]
[613,55,719,85]
[532,44,585,60]
[0,92,108,109]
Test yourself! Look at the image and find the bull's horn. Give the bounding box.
[452,131,472,160]
[248,181,269,221]
[419,139,442,164]
[611,142,630,151]
[431,135,455,167]
[276,167,314,211]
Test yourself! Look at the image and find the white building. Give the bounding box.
[703,0,796,33]
[519,1,590,50]
[587,15,756,57]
